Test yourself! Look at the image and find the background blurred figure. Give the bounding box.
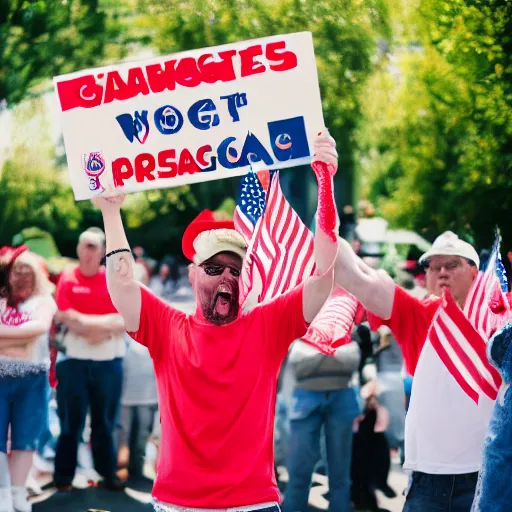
[116,337,158,485]
[117,266,158,487]
[149,260,177,299]
[375,327,405,457]
[351,381,394,512]
[53,228,126,492]
[283,340,361,512]
[0,248,56,512]
[132,247,151,286]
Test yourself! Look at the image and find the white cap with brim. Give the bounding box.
[192,229,246,265]
[419,231,480,268]
[78,229,106,247]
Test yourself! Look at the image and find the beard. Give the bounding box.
[200,283,240,325]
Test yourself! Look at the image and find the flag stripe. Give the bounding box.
[437,310,498,399]
[428,233,506,403]
[428,314,481,404]
[234,170,358,355]
[440,304,501,391]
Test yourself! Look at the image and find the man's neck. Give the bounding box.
[79,265,98,278]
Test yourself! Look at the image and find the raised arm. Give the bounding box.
[92,195,141,332]
[334,236,395,319]
[302,130,339,323]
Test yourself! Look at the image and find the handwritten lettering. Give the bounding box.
[111,116,309,188]
[57,41,298,112]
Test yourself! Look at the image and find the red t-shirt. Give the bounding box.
[129,284,308,508]
[55,266,117,315]
[367,286,441,375]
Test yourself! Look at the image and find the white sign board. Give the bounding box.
[54,32,324,200]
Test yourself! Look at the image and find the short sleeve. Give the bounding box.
[366,285,439,375]
[257,284,308,362]
[55,272,73,311]
[127,286,182,361]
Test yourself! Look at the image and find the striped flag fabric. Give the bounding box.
[464,233,510,339]
[428,232,509,403]
[302,286,359,351]
[233,170,358,355]
[234,170,316,304]
[427,289,502,404]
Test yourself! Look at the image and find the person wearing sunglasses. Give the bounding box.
[92,131,340,512]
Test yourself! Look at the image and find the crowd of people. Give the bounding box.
[0,130,511,512]
[0,231,180,512]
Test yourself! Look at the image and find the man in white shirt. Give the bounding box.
[333,231,495,511]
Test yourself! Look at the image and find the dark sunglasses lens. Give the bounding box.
[204,266,223,276]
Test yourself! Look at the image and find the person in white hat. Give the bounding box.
[332,230,494,512]
[92,132,339,512]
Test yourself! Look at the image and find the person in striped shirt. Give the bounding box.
[333,231,495,512]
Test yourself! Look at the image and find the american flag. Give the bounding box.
[233,170,357,355]
[234,171,316,304]
[464,233,510,339]
[428,233,509,404]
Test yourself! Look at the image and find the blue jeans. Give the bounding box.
[36,378,54,457]
[471,323,512,512]
[0,371,48,452]
[117,404,158,477]
[404,471,478,512]
[54,358,123,486]
[283,388,360,512]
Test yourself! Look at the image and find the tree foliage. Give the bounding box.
[0,0,136,105]
[144,0,390,214]
[359,0,512,250]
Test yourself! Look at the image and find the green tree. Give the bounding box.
[143,0,390,219]
[0,0,137,105]
[359,0,512,251]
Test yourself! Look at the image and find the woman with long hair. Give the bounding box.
[0,248,56,512]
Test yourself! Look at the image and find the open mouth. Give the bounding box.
[214,291,232,307]
[213,284,234,315]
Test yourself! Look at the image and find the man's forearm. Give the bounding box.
[63,312,125,338]
[0,336,36,348]
[102,210,141,332]
[334,236,395,319]
[312,162,338,274]
[302,134,339,322]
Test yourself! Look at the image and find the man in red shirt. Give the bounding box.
[92,133,339,511]
[53,227,126,491]
[333,230,496,511]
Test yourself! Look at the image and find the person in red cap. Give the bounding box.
[92,132,339,511]
[0,247,56,512]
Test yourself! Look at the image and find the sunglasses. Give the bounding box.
[201,264,241,277]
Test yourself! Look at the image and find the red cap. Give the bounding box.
[0,245,29,266]
[182,210,238,263]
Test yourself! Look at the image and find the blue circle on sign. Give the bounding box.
[154,105,184,135]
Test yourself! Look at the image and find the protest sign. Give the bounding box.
[54,32,324,200]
